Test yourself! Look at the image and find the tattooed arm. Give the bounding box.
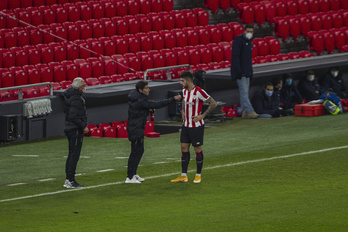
[192,97,217,122]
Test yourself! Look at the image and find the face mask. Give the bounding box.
[286,79,292,86]
[245,33,253,40]
[331,71,339,77]
[265,91,273,97]
[307,75,315,81]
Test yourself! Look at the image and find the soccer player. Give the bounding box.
[171,71,217,183]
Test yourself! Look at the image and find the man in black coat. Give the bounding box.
[319,67,348,99]
[251,82,278,118]
[230,24,258,119]
[298,70,324,102]
[63,77,88,188]
[126,80,181,183]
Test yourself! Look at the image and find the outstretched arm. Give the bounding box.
[192,97,217,122]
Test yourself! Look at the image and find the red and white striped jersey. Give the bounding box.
[182,86,210,128]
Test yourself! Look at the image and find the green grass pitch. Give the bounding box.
[0,114,348,231]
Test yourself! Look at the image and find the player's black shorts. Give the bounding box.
[180,125,204,147]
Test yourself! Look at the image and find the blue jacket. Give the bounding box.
[230,34,253,80]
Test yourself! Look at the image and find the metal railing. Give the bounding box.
[143,64,191,81]
[0,82,53,100]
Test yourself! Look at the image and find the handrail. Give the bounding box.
[143,64,191,80]
[0,82,53,100]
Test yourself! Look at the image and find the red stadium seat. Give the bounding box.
[161,30,176,49]
[172,29,187,48]
[113,36,128,55]
[287,52,301,60]
[319,0,330,12]
[65,63,79,81]
[264,37,280,55]
[15,49,28,67]
[117,126,128,138]
[253,2,266,26]
[183,28,199,46]
[204,0,219,13]
[185,10,198,28]
[127,16,140,35]
[2,50,15,68]
[321,30,336,53]
[220,0,231,12]
[195,27,211,45]
[28,68,41,84]
[66,44,79,61]
[128,0,140,15]
[90,128,103,137]
[137,15,151,33]
[309,0,320,13]
[172,11,186,29]
[104,127,117,138]
[86,77,100,86]
[329,0,341,11]
[298,50,315,58]
[98,76,113,84]
[332,11,344,28]
[161,49,177,67]
[310,14,322,31]
[334,29,346,51]
[264,1,276,23]
[342,0,348,9]
[185,47,200,65]
[163,0,174,12]
[198,45,212,64]
[308,32,324,55]
[208,25,222,43]
[274,17,290,41]
[298,0,309,14]
[239,4,254,24]
[150,32,164,50]
[195,9,209,26]
[172,48,189,65]
[1,71,14,87]
[275,1,287,17]
[66,5,80,22]
[124,53,141,72]
[321,13,333,30]
[289,16,301,40]
[126,35,140,54]
[103,58,117,76]
[151,0,163,12]
[111,55,129,74]
[140,0,151,14]
[23,88,39,99]
[14,70,28,86]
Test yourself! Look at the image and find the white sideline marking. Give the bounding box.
[63,156,90,159]
[96,169,115,173]
[38,178,56,182]
[7,183,26,187]
[1,145,348,203]
[154,161,168,164]
[12,155,38,157]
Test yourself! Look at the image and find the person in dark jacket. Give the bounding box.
[230,24,258,119]
[298,70,324,102]
[281,73,303,110]
[126,80,181,184]
[319,67,348,99]
[63,77,88,188]
[251,83,279,118]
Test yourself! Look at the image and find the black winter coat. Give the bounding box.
[127,89,174,141]
[64,87,87,132]
[230,33,253,80]
[251,90,278,115]
[281,84,303,109]
[319,72,347,99]
[298,78,323,102]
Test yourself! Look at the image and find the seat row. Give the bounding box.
[238,0,348,25]
[0,0,174,29]
[0,23,244,69]
[308,27,348,54]
[0,8,210,48]
[0,0,174,16]
[274,10,348,40]
[0,40,236,88]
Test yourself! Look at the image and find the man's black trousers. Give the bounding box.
[127,138,144,179]
[65,129,84,181]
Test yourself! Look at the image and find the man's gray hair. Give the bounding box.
[72,77,85,89]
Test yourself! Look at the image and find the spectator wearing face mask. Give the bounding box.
[298,70,325,102]
[319,67,348,99]
[251,82,282,118]
[281,73,303,110]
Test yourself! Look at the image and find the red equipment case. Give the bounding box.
[294,104,324,117]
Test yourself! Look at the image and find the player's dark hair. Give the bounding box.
[136,80,148,92]
[180,71,193,81]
